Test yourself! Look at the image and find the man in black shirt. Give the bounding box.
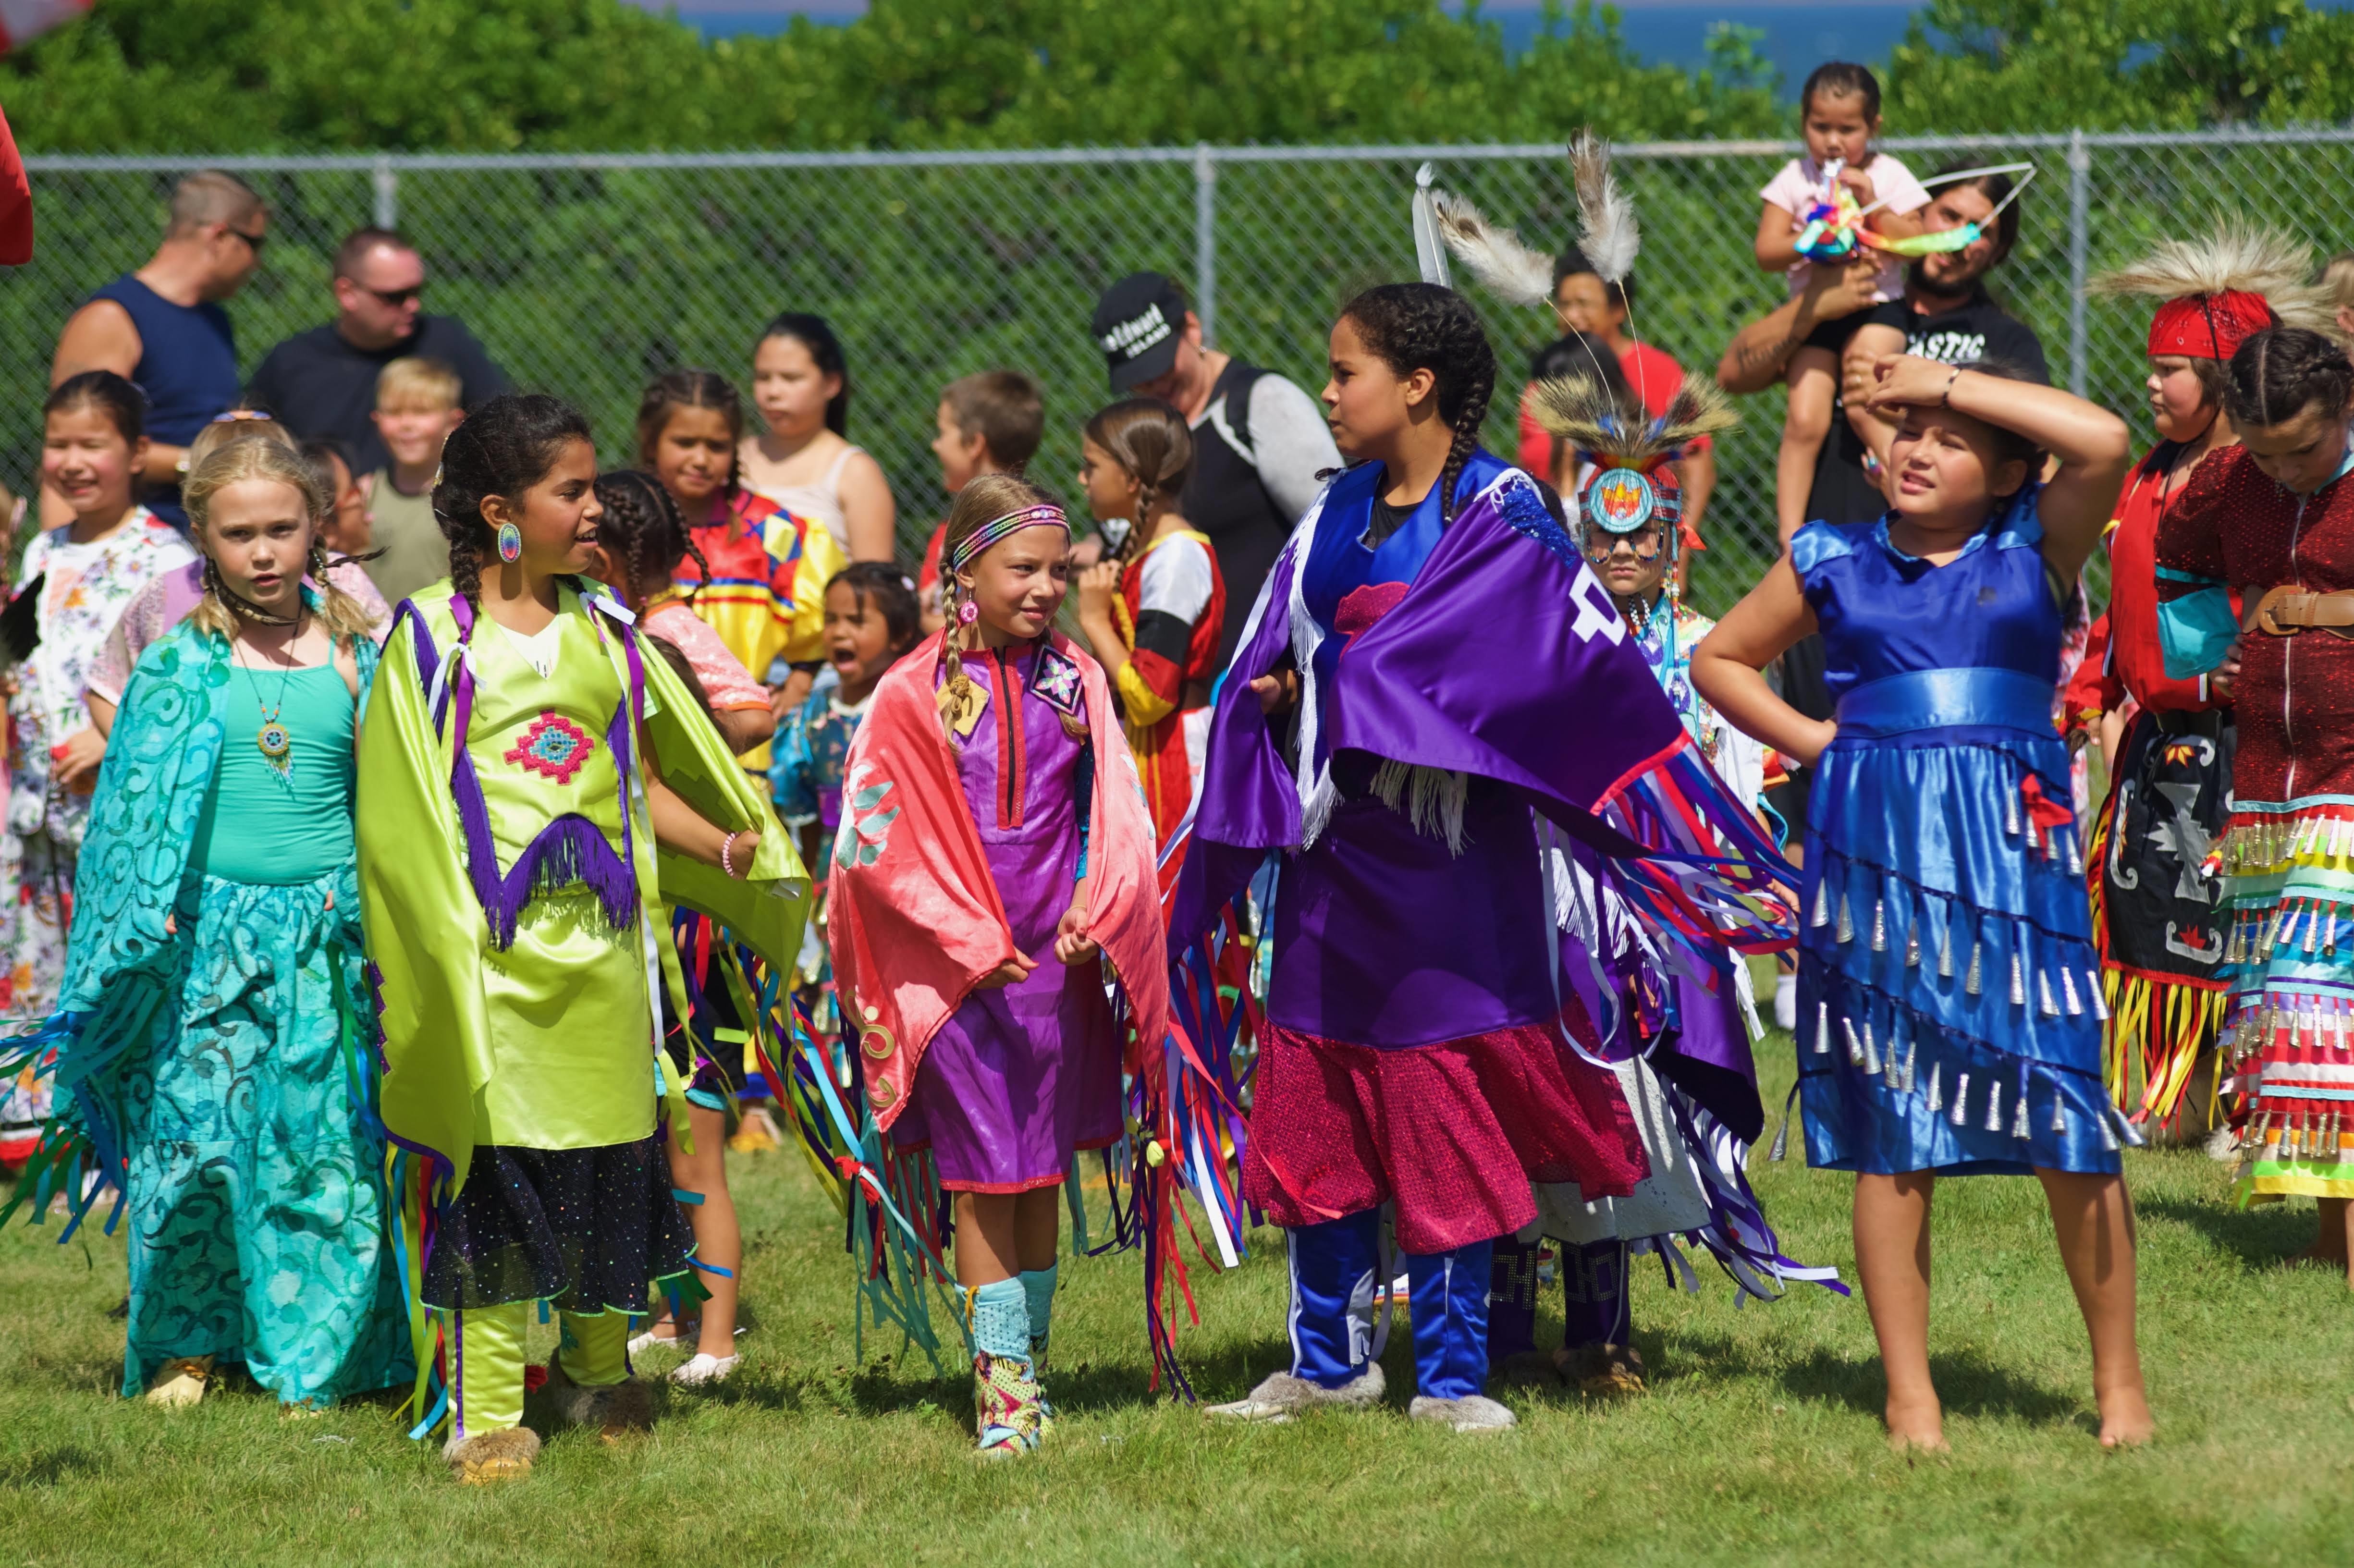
[1090,272,1340,668]
[247,227,508,476]
[1718,162,2047,538]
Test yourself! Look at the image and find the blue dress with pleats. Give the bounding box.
[1793,488,2122,1175]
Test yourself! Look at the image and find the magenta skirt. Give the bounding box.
[1242,1002,1646,1254]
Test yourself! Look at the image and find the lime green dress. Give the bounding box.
[357,581,805,1434]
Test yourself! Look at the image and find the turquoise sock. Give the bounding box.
[968,1277,1030,1362]
[1019,1264,1058,1359]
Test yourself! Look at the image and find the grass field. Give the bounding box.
[1,1034,2349,1567]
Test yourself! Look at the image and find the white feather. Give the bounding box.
[1431,190,1555,307]
[1569,130,1641,285]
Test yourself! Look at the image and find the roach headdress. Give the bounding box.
[2089,220,2339,357]
[1530,371,1739,554]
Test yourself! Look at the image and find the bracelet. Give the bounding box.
[720,830,741,879]
[1940,366,1962,406]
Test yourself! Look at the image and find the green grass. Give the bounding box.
[1,1035,2348,1566]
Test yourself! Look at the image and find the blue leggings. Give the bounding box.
[1285,1209,1492,1402]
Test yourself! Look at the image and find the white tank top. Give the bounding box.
[761,444,860,554]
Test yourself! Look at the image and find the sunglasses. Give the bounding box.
[1579,525,1664,564]
[226,225,267,255]
[359,283,423,308]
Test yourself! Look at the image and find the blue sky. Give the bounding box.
[629,1,1932,87]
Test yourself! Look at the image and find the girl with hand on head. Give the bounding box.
[1072,398,1225,881]
[0,438,409,1414]
[1692,353,2151,1452]
[641,369,846,768]
[736,313,898,564]
[826,475,1168,1457]
[358,393,807,1482]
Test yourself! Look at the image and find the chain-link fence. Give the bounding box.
[12,130,2354,615]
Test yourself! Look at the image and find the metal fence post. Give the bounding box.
[1194,141,1217,347]
[372,155,399,229]
[2066,128,2089,397]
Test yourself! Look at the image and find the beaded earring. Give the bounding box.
[497,522,523,563]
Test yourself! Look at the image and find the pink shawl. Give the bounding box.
[828,629,1168,1131]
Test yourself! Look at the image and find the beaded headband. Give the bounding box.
[945,504,1068,575]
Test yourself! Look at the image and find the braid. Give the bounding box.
[677,531,714,605]
[1439,376,1490,524]
[446,538,483,611]
[1117,477,1157,568]
[1336,282,1499,524]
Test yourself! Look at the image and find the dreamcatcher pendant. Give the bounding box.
[257,707,293,778]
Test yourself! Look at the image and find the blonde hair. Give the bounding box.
[2321,252,2354,315]
[182,440,376,645]
[185,410,295,472]
[376,355,463,414]
[934,471,1084,742]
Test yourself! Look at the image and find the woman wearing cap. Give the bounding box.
[2075,229,2337,1140]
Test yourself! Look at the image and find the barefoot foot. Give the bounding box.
[2097,1388,2155,1449]
[1884,1393,1948,1454]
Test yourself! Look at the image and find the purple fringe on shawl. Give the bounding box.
[398,596,643,952]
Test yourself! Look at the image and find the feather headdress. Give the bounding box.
[1529,370,1738,471]
[1569,130,1640,286]
[1431,189,1555,307]
[2088,220,2337,337]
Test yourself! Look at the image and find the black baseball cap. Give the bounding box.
[1092,271,1188,391]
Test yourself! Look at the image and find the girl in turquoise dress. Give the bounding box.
[7,438,408,1410]
[1694,354,2155,1452]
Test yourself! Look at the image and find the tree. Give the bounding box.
[0,0,1777,152]
[1885,0,2354,130]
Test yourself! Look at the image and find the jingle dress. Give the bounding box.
[2153,442,2354,1201]
[1794,491,2124,1175]
[4,609,410,1406]
[359,581,805,1443]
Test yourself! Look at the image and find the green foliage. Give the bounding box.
[1,0,1782,153]
[1886,0,2354,131]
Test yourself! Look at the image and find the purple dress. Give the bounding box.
[888,638,1124,1192]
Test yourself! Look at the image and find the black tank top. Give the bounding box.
[1179,358,1291,671]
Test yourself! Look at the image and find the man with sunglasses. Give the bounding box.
[49,170,267,527]
[246,225,507,477]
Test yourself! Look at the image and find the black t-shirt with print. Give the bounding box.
[1805,285,2050,528]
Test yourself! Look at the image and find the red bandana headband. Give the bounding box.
[2147,289,2277,360]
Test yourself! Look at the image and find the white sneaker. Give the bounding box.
[1773,972,1798,1033]
[670,1352,738,1387]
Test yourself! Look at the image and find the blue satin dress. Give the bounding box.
[1793,490,2121,1175]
